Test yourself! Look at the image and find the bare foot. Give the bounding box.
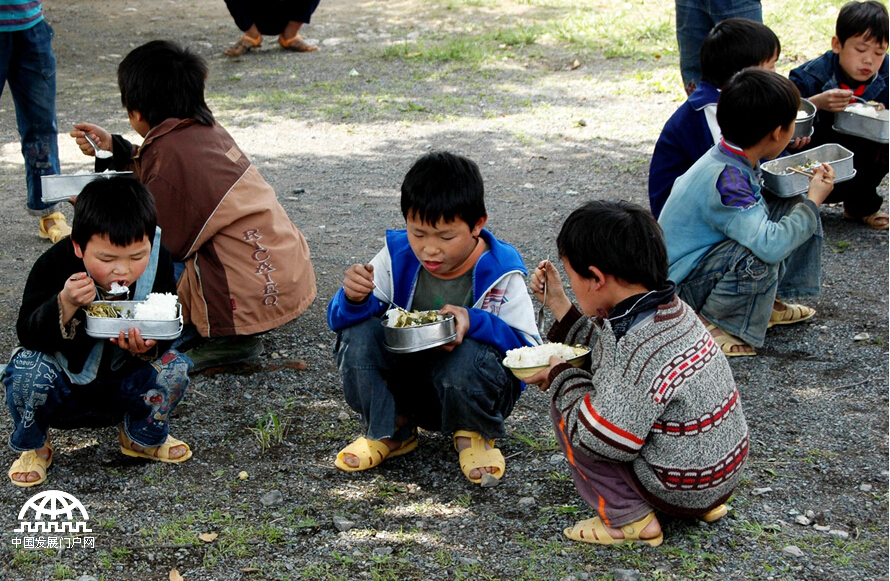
[700,316,755,356]
[604,513,662,541]
[127,440,188,460]
[454,436,498,480]
[10,445,51,484]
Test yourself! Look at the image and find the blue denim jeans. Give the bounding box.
[0,20,60,214]
[336,317,521,442]
[677,194,822,347]
[675,0,762,94]
[3,349,190,452]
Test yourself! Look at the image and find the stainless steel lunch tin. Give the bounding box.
[792,98,816,141]
[41,172,133,204]
[833,108,889,144]
[761,144,856,197]
[85,301,183,340]
[382,315,457,353]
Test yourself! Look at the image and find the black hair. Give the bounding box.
[72,176,157,250]
[117,40,214,128]
[400,151,486,227]
[700,18,781,88]
[556,200,667,290]
[837,1,889,45]
[717,68,800,148]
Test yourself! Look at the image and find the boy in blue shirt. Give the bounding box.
[649,18,790,218]
[659,70,835,357]
[790,0,889,230]
[328,152,540,484]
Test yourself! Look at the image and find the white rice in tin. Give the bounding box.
[133,293,178,320]
[503,343,581,368]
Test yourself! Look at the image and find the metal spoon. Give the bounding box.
[536,258,550,335]
[82,132,113,159]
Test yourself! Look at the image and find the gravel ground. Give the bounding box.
[0,0,886,580]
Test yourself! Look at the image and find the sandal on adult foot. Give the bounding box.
[279,34,318,52]
[8,443,53,488]
[700,504,728,523]
[768,301,815,328]
[334,433,418,472]
[845,209,889,230]
[38,212,71,244]
[563,512,663,547]
[453,430,505,484]
[120,429,192,463]
[225,34,261,56]
[705,324,755,357]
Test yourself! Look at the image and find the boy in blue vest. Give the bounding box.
[659,69,835,357]
[3,177,191,488]
[790,0,889,229]
[328,151,540,484]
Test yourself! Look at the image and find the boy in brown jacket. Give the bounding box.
[70,40,316,371]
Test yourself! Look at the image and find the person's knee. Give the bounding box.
[337,319,386,367]
[734,254,779,296]
[154,350,190,402]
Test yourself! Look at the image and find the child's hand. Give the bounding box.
[530,260,572,322]
[70,123,113,157]
[809,88,854,113]
[110,327,156,354]
[787,136,811,150]
[436,305,469,352]
[61,273,96,309]
[342,263,376,303]
[806,163,835,206]
[523,355,566,391]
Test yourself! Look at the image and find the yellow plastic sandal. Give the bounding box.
[768,301,815,328]
[334,434,418,472]
[700,504,728,523]
[120,429,192,463]
[453,430,505,484]
[563,512,663,547]
[38,212,71,244]
[8,443,53,488]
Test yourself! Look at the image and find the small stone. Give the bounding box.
[794,515,811,526]
[195,41,212,50]
[322,37,344,47]
[479,473,500,488]
[260,490,284,507]
[560,575,577,581]
[853,332,870,341]
[782,545,805,558]
[333,516,356,532]
[522,183,535,189]
[122,7,137,12]
[338,411,351,421]
[518,497,536,506]
[77,577,99,581]
[576,574,590,580]
[612,569,640,581]
[406,31,420,39]
[814,524,830,532]
[271,352,280,359]
[829,529,849,540]
[578,119,587,126]
[788,395,801,404]
[565,190,579,195]
[459,557,479,566]
[292,188,306,194]
[349,69,360,77]
[549,454,565,465]
[373,546,393,557]
[859,483,873,492]
[805,510,816,519]
[751,487,773,496]
[238,470,249,480]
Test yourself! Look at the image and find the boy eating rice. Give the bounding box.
[2,176,191,488]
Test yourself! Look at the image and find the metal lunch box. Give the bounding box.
[761,144,856,197]
[792,98,816,142]
[833,106,889,144]
[85,300,183,340]
[40,171,133,204]
[382,314,457,353]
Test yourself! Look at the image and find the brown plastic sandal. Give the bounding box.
[225,34,261,57]
[845,210,889,230]
[278,34,318,52]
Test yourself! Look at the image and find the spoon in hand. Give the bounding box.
[82,132,113,159]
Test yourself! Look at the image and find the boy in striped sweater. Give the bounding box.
[526,200,748,546]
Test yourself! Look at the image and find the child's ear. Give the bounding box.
[586,265,605,286]
[769,125,784,142]
[470,216,488,237]
[72,239,84,259]
[831,36,842,54]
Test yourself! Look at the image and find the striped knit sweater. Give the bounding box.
[0,1,44,32]
[549,295,748,514]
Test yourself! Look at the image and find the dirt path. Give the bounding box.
[0,0,886,579]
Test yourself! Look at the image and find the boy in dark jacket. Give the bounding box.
[3,177,191,488]
[790,0,889,229]
[328,152,540,484]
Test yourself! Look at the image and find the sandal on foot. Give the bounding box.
[120,429,192,463]
[38,212,71,244]
[334,433,418,472]
[768,301,815,328]
[278,34,318,52]
[700,504,728,523]
[453,430,505,484]
[705,324,755,357]
[8,443,53,488]
[845,209,889,230]
[563,512,663,547]
[225,34,261,56]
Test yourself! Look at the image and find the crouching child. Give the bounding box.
[527,200,748,546]
[3,177,191,488]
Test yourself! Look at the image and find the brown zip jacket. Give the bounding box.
[126,118,316,337]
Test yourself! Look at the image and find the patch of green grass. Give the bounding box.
[511,429,558,451]
[250,410,291,452]
[455,492,472,507]
[54,563,74,580]
[548,470,570,482]
[494,25,538,47]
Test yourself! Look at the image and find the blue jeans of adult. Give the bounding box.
[336,317,521,443]
[3,349,190,452]
[0,20,60,215]
[676,194,822,348]
[675,0,762,95]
